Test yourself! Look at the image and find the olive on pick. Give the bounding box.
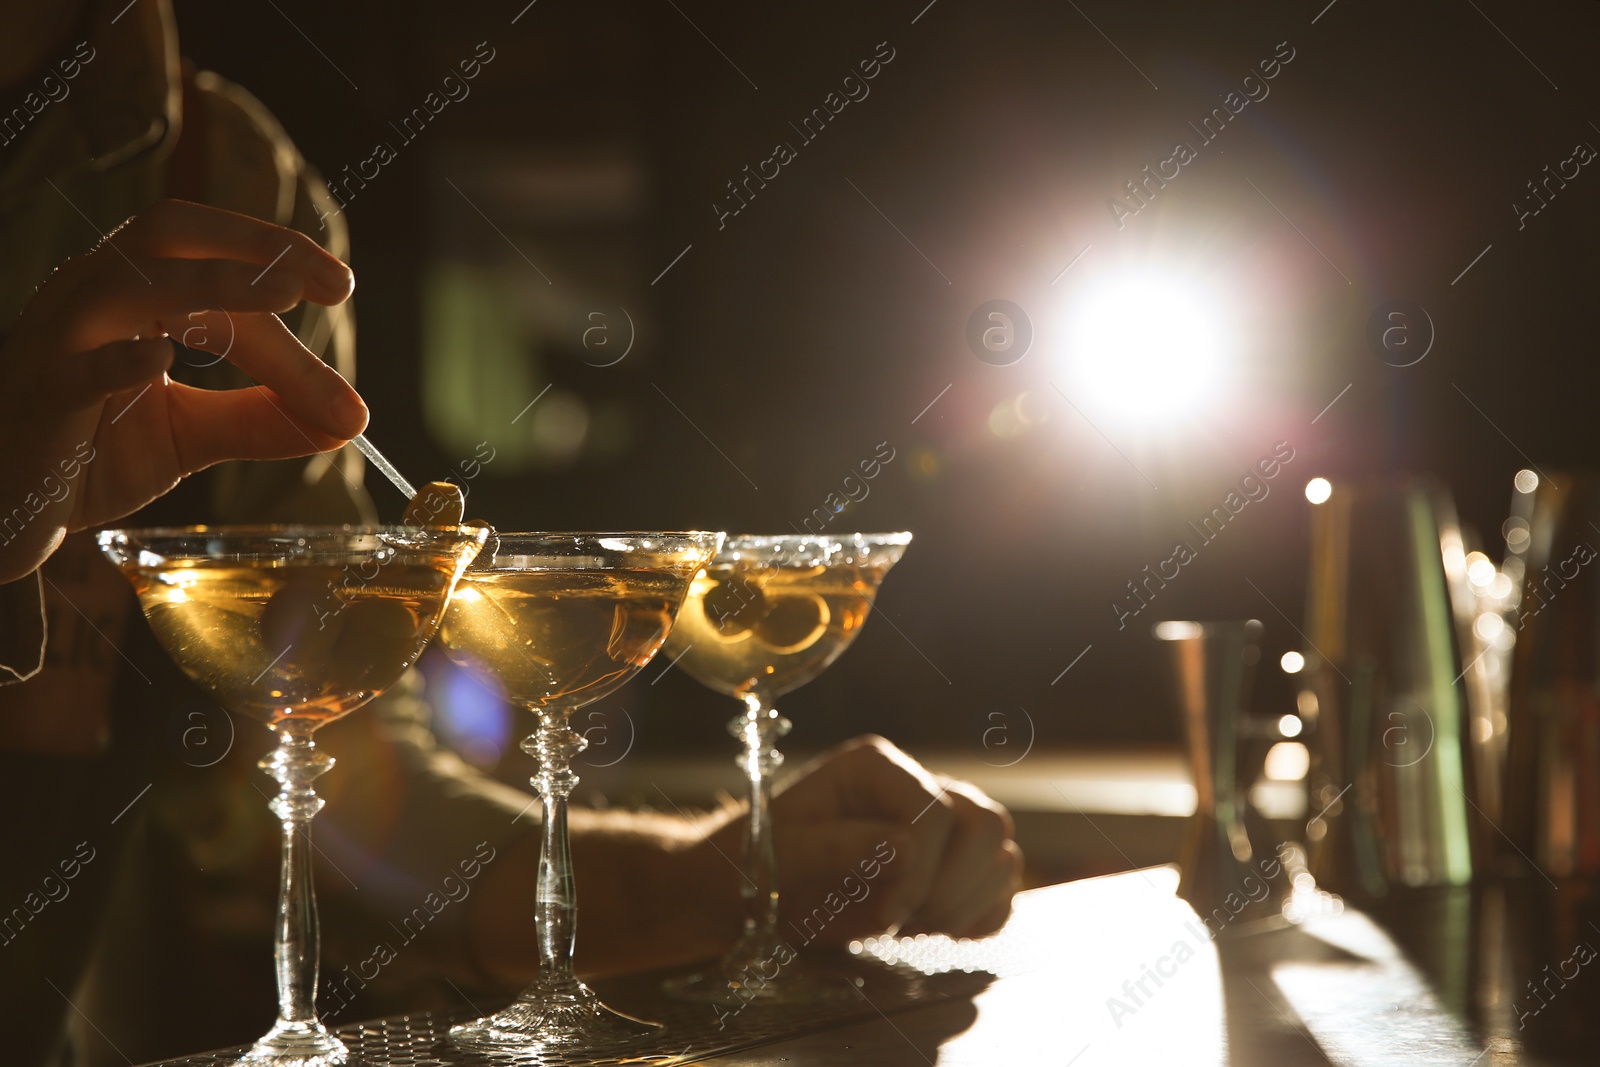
[259,574,343,677]
[402,481,465,526]
[329,598,421,691]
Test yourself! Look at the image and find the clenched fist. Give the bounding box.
[755,735,1023,942]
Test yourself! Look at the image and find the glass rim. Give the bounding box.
[701,531,912,571]
[96,523,490,566]
[469,530,724,571]
[96,523,490,540]
[722,530,912,549]
[485,530,724,542]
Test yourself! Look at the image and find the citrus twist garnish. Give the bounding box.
[702,577,767,640]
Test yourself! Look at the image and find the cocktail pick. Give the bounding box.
[351,433,470,529]
[351,433,417,499]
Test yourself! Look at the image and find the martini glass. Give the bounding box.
[434,531,722,1055]
[661,531,911,1006]
[97,524,486,1066]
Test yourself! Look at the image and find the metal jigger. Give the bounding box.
[1153,619,1281,934]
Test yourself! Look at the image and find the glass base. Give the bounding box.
[664,958,857,1007]
[449,978,659,1055]
[236,1019,349,1066]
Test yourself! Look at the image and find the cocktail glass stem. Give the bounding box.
[730,696,789,966]
[449,707,658,1051]
[664,693,853,1004]
[243,722,346,1065]
[531,707,584,992]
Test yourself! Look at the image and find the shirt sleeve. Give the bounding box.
[0,571,46,685]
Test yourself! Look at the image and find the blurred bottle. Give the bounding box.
[1502,469,1600,880]
[1301,478,1485,896]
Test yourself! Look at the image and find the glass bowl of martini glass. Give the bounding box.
[97,523,487,1066]
[434,531,722,1056]
[660,531,911,1006]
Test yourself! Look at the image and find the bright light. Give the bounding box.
[1488,572,1513,599]
[1474,613,1505,642]
[1280,650,1305,673]
[1514,469,1539,494]
[1060,271,1226,424]
[1278,714,1304,738]
[1466,553,1496,588]
[1152,620,1205,641]
[1264,742,1310,781]
[1305,477,1332,504]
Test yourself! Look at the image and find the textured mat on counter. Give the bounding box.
[136,951,1000,1067]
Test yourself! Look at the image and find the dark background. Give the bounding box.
[172,0,1600,762]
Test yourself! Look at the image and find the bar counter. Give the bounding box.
[136,865,1597,1066]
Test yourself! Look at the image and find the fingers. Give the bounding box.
[773,736,1025,943]
[38,308,363,468]
[785,736,956,923]
[57,257,315,353]
[952,842,1024,938]
[36,309,362,475]
[110,199,354,304]
[777,819,910,942]
[902,838,1023,939]
[181,311,366,438]
[896,779,1014,935]
[46,338,175,408]
[165,380,351,476]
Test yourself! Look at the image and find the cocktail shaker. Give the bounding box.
[1502,471,1600,880]
[1300,478,1484,896]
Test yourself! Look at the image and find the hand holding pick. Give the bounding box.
[0,199,368,585]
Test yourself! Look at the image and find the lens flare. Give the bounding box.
[1059,271,1227,425]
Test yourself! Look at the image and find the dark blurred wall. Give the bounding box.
[171,0,1600,756]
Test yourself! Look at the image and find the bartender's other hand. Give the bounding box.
[705,735,1023,945]
[0,199,365,584]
